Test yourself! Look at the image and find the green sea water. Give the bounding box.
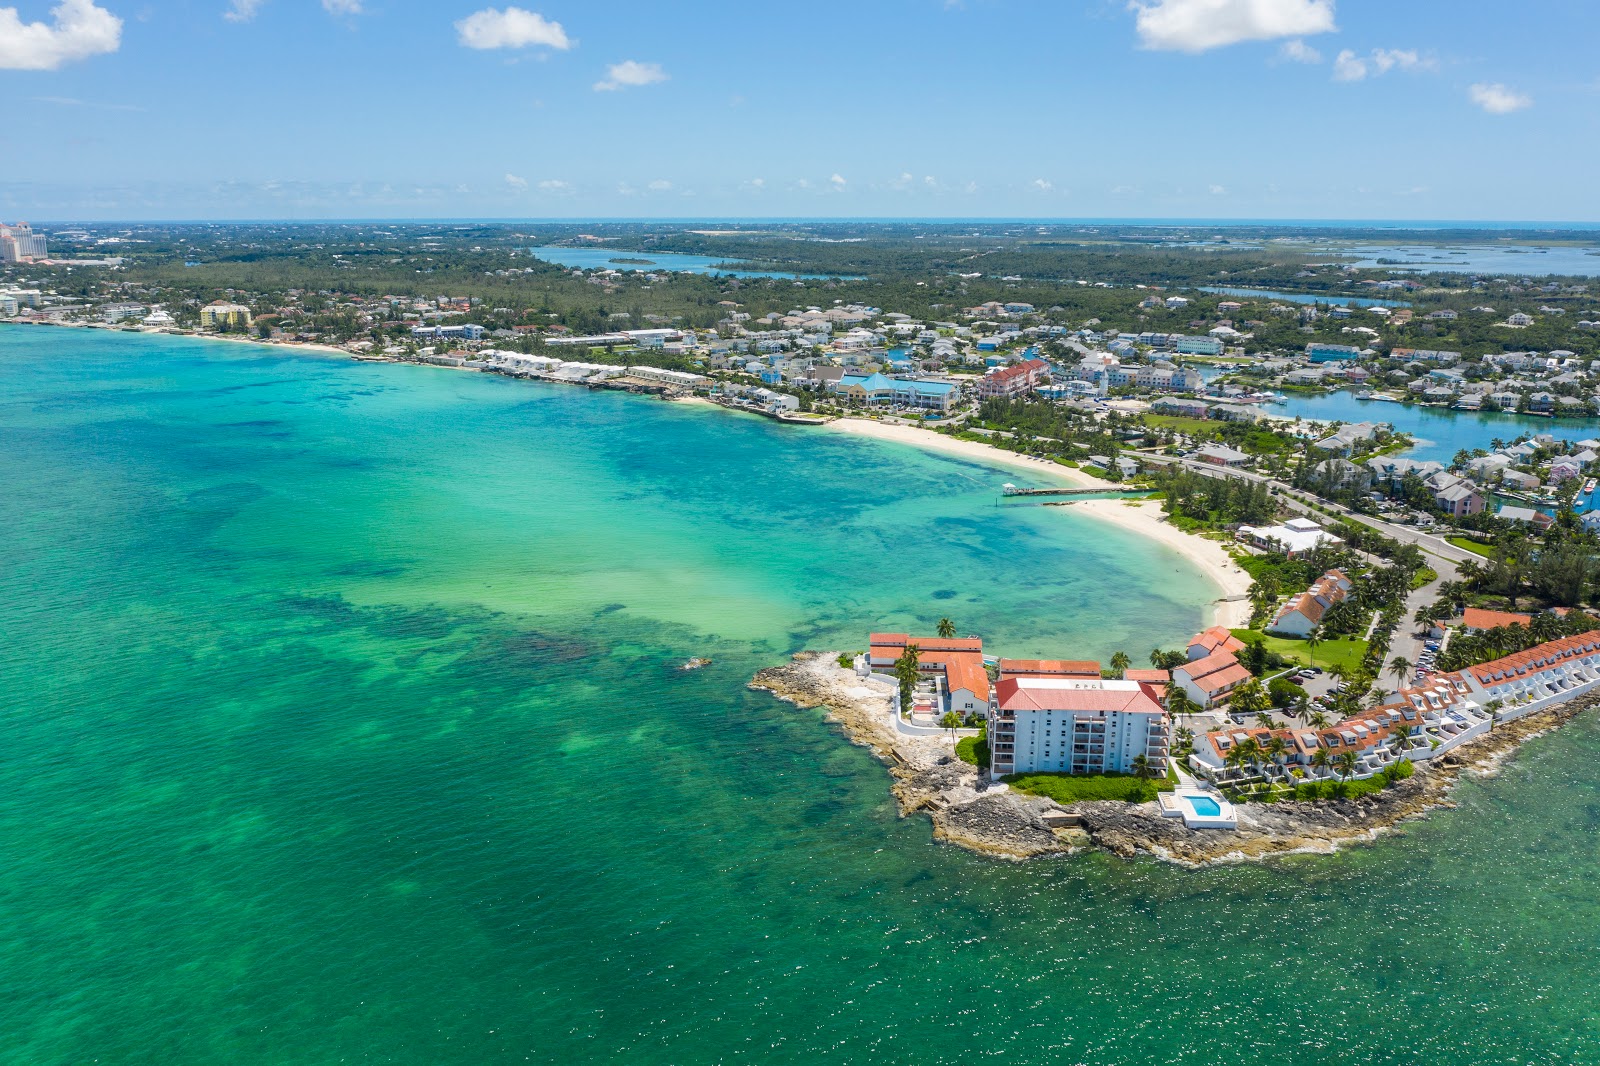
[3,326,1599,1065]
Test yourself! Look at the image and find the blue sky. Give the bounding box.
[2,0,1596,221]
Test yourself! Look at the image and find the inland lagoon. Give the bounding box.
[3,326,1599,1064]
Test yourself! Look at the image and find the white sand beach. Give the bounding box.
[1065,499,1254,628]
[825,418,1117,489]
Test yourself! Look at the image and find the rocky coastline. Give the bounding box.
[751,651,1600,866]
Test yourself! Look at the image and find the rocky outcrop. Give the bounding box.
[753,653,1600,866]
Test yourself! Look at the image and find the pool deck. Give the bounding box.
[1159,789,1239,830]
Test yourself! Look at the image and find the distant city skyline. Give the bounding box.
[1,0,1592,221]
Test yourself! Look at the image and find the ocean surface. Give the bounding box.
[4,326,1600,1064]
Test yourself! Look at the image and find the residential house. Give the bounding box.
[1173,649,1253,709]
[1236,518,1343,557]
[1267,570,1354,638]
[1195,444,1251,468]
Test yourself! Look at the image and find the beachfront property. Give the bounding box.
[1267,569,1353,638]
[1187,626,1245,661]
[866,634,990,717]
[199,301,253,328]
[975,358,1051,399]
[1191,630,1600,786]
[1236,517,1343,557]
[1172,649,1253,710]
[830,372,961,413]
[987,675,1170,781]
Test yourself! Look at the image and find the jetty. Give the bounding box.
[1001,483,1118,498]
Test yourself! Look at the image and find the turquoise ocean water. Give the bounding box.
[3,326,1600,1064]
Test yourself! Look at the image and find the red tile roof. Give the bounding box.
[998,659,1101,679]
[1177,649,1243,683]
[995,678,1164,715]
[1190,663,1252,694]
[1189,626,1244,655]
[1461,607,1532,631]
[1123,668,1170,682]
[1466,630,1600,686]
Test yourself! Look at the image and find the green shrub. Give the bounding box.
[955,733,990,769]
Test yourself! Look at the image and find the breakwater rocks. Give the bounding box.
[752,653,1600,866]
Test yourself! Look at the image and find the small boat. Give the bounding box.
[681,657,713,671]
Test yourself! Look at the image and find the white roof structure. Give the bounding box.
[1239,520,1343,554]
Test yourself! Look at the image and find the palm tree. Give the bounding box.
[937,617,956,639]
[893,644,921,714]
[1149,647,1167,668]
[1311,746,1333,779]
[1265,734,1290,775]
[1167,688,1199,717]
[1389,655,1412,690]
[1110,651,1131,677]
[1335,749,1359,787]
[1307,710,1332,730]
[1255,712,1277,730]
[1367,688,1391,709]
[1305,627,1323,668]
[1131,753,1154,782]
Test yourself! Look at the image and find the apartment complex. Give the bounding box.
[1267,569,1353,637]
[199,301,253,328]
[988,674,1169,781]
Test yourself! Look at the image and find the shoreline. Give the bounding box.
[1060,499,1254,628]
[823,417,1117,490]
[819,417,1249,626]
[13,321,1247,622]
[754,653,1600,867]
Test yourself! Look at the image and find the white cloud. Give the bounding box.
[594,59,666,91]
[323,0,362,13]
[1032,178,1054,192]
[647,179,672,191]
[1278,38,1321,63]
[455,7,571,51]
[1129,0,1335,53]
[748,177,765,188]
[537,179,570,192]
[1332,48,1366,81]
[1469,82,1532,114]
[830,173,848,188]
[504,173,529,190]
[1371,48,1431,74]
[0,0,122,67]
[223,0,262,22]
[1209,184,1227,195]
[1335,46,1434,82]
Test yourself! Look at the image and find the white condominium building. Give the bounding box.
[988,677,1169,781]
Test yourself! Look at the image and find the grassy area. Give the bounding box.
[1004,771,1174,804]
[955,733,990,769]
[1142,414,1218,437]
[1231,629,1369,673]
[1448,536,1495,558]
[1410,566,1439,590]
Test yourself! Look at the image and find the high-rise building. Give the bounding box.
[0,223,47,262]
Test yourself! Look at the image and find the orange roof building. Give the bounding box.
[1460,607,1532,632]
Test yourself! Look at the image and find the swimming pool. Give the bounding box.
[1175,790,1239,829]
[1186,795,1223,817]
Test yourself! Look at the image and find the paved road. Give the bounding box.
[1137,453,1461,686]
[1136,453,1480,568]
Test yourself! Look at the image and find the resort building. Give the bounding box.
[1460,632,1600,709]
[831,373,961,413]
[867,633,990,717]
[1172,649,1252,709]
[1187,626,1244,661]
[997,659,1101,680]
[1236,517,1342,557]
[975,358,1050,399]
[199,301,253,328]
[986,677,1169,781]
[1267,569,1353,638]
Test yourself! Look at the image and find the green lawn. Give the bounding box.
[1448,536,1495,558]
[955,734,990,769]
[1004,771,1174,805]
[1231,629,1369,673]
[1142,413,1218,437]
